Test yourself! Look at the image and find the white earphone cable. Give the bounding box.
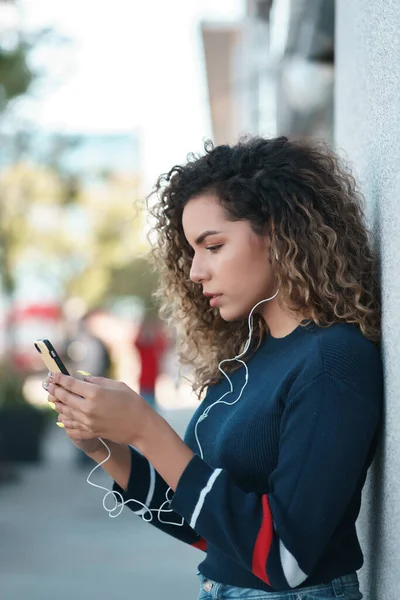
[86,288,279,525]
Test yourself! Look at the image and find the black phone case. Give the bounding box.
[34,339,70,375]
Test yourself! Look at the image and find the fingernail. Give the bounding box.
[48,372,54,379]
[56,422,65,428]
[42,381,49,390]
[77,370,92,376]
[48,402,56,410]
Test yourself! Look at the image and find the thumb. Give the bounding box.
[76,371,109,386]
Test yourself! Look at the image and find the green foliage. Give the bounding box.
[0,162,72,294]
[0,162,147,305]
[65,173,148,305]
[108,255,160,310]
[0,15,146,307]
[0,42,33,109]
[0,25,68,114]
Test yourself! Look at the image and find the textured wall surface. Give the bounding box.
[335,1,400,598]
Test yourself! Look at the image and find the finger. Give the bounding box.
[77,371,126,390]
[49,372,97,400]
[60,418,90,432]
[79,374,116,387]
[47,393,57,410]
[48,383,79,406]
[56,403,89,427]
[65,428,98,440]
[47,381,90,412]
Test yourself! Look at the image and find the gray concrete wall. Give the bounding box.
[335,1,400,598]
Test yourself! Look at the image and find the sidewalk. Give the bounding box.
[0,409,201,600]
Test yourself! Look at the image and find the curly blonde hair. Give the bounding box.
[147,136,381,399]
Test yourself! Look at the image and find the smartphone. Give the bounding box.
[34,339,70,375]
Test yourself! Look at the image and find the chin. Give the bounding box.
[218,306,248,323]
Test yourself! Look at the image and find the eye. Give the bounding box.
[206,245,223,253]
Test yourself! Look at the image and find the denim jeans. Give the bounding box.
[196,572,363,600]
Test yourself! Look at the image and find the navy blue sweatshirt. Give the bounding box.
[113,321,383,592]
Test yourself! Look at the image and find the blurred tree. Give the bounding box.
[0,11,34,111]
[108,255,160,313]
[0,162,74,296]
[0,41,33,111]
[0,7,66,351]
[0,162,71,352]
[0,4,35,322]
[66,173,149,306]
[0,4,148,340]
[0,13,69,114]
[0,164,149,303]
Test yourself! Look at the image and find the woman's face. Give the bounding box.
[182,193,277,322]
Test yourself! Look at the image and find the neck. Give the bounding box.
[259,297,305,339]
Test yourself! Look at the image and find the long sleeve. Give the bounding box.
[169,373,381,590]
[112,446,207,551]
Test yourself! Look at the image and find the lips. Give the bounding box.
[205,294,222,308]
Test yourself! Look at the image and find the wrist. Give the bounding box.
[133,407,164,454]
[86,443,109,461]
[133,412,194,492]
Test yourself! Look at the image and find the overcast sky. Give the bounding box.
[18,0,245,187]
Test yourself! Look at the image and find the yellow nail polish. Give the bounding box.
[48,402,56,410]
[77,370,92,376]
[56,422,65,428]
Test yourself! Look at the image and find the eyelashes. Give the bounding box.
[206,245,223,253]
[187,244,224,263]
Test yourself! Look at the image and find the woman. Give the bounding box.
[43,136,383,599]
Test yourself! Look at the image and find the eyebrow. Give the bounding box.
[194,230,224,246]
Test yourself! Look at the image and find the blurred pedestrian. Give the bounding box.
[66,308,112,467]
[44,136,383,599]
[134,312,168,411]
[67,308,112,379]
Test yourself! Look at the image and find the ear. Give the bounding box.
[265,227,278,262]
[268,247,278,264]
[263,234,276,263]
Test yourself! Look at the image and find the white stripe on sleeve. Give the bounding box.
[189,468,222,529]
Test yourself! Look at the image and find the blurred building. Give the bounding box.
[201,22,242,146]
[271,0,334,142]
[201,0,333,144]
[201,1,276,145]
[202,1,398,597]
[335,2,400,598]
[237,1,277,138]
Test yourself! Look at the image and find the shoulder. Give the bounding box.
[317,323,381,384]
[292,322,383,397]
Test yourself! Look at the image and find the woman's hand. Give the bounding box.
[50,392,105,454]
[43,373,155,447]
[48,375,108,456]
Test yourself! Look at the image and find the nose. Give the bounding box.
[189,253,208,284]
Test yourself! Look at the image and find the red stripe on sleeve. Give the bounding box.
[192,538,207,552]
[252,494,273,585]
